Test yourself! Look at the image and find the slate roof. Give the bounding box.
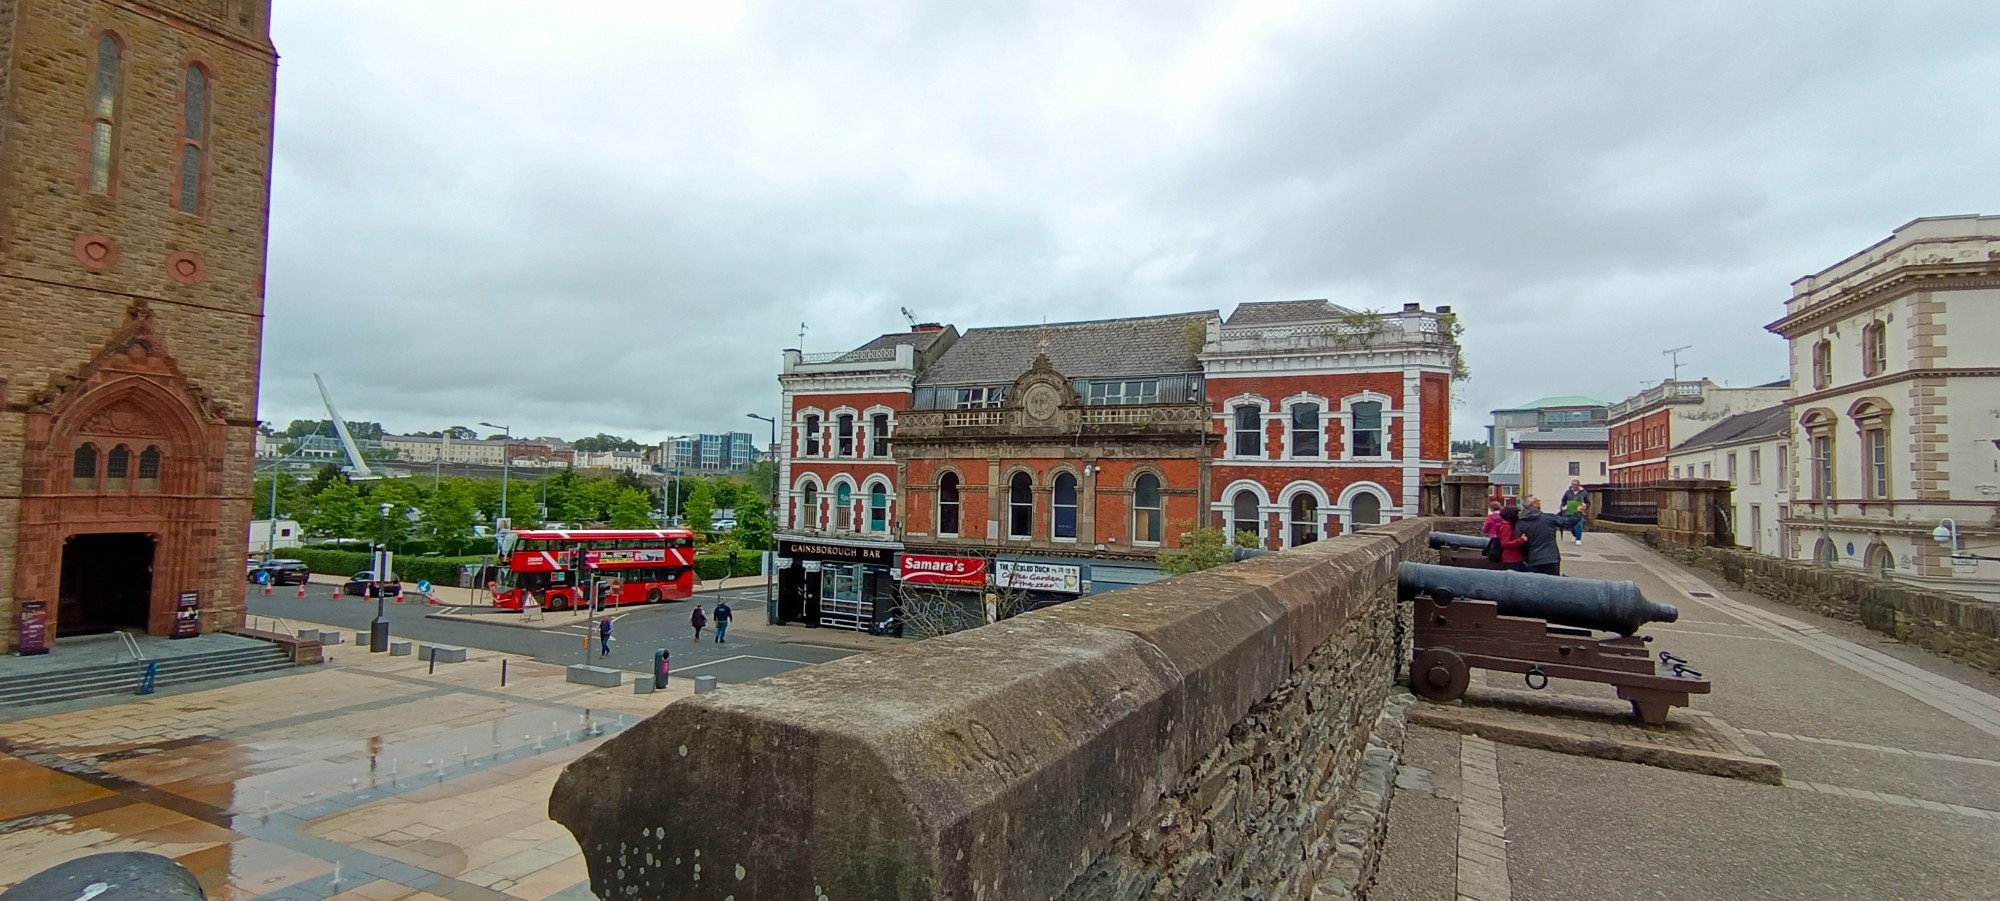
[1223,299,1357,326]
[1488,452,1522,485]
[916,313,1217,386]
[1672,404,1789,453]
[848,328,951,356]
[1511,427,1609,447]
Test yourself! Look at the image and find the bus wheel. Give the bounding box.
[550,593,570,611]
[646,588,663,604]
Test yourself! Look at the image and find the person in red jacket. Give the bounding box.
[1496,506,1530,571]
[1482,500,1504,537]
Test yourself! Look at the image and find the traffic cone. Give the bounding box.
[296,584,306,598]
[262,583,272,596]
[329,583,342,600]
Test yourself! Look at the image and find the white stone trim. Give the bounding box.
[1221,394,1274,460]
[1280,393,1330,461]
[1336,480,1396,533]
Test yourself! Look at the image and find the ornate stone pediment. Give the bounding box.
[1007,354,1078,428]
[32,301,226,424]
[79,401,164,439]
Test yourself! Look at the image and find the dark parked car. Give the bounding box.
[247,559,311,586]
[342,570,401,597]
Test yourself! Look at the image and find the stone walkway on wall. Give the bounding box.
[1370,533,2000,900]
[0,624,688,900]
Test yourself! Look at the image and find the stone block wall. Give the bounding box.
[1656,542,2000,676]
[549,519,1432,901]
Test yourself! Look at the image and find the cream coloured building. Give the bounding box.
[1512,428,1607,505]
[1768,215,2000,600]
[1665,404,1790,556]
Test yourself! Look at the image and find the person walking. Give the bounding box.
[690,604,707,643]
[713,601,732,643]
[1560,480,1590,545]
[598,616,612,657]
[1482,500,1504,537]
[1514,497,1581,576]
[1496,506,1529,572]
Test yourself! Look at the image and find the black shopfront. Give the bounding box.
[775,538,899,632]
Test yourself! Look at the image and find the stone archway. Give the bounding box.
[12,302,231,643]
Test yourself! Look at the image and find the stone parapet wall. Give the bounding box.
[549,519,1432,900]
[1656,542,2000,676]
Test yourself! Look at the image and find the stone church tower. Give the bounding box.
[0,0,275,651]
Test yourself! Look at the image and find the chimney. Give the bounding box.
[1437,305,1452,314]
[1402,303,1421,313]
[911,322,944,332]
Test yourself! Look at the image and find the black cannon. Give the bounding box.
[1426,531,1504,569]
[1398,562,1677,636]
[1397,562,1707,724]
[1427,532,1490,551]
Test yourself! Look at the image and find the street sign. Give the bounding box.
[416,579,433,593]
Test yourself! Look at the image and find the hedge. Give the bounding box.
[290,548,486,586]
[694,553,762,581]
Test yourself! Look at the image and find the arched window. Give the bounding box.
[1052,472,1078,540]
[803,415,822,457]
[1813,537,1837,567]
[1350,492,1382,532]
[105,445,131,491]
[1351,401,1384,458]
[871,413,890,457]
[1231,490,1260,544]
[1233,405,1262,457]
[1868,544,1895,578]
[72,443,99,490]
[1861,322,1887,377]
[834,482,853,531]
[88,34,122,194]
[138,445,162,491]
[868,484,888,532]
[836,414,855,457]
[177,64,210,213]
[1008,472,1033,539]
[938,473,961,536]
[1132,473,1162,544]
[799,483,818,529]
[1289,494,1319,546]
[1290,403,1320,457]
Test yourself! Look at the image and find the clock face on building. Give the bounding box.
[1025,384,1061,422]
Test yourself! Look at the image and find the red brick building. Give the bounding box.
[1203,301,1456,547]
[1,1,276,651]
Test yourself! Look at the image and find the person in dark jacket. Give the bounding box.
[1496,506,1529,571]
[1514,497,1581,575]
[690,604,707,643]
[1560,480,1591,545]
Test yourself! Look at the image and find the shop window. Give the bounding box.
[871,413,890,457]
[177,64,210,214]
[1132,473,1162,544]
[938,473,961,536]
[1290,403,1320,457]
[868,484,888,532]
[1233,405,1262,457]
[1231,491,1260,544]
[803,415,821,457]
[72,443,98,491]
[834,482,852,531]
[1289,494,1319,546]
[837,414,855,457]
[1008,472,1033,539]
[1351,401,1383,457]
[1052,472,1077,540]
[105,444,131,491]
[88,34,122,194]
[1350,492,1382,531]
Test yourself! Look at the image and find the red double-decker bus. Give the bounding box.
[490,529,697,610]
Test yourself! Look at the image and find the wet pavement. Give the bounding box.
[0,626,692,899]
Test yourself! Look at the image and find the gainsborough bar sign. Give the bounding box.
[994,561,1083,594]
[778,539,896,566]
[898,554,987,587]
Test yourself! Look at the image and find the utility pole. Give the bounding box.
[1663,345,1693,382]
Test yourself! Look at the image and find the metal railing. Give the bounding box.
[114,630,147,661]
[243,614,296,637]
[798,347,902,365]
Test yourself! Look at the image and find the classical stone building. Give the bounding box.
[1606,378,1789,485]
[1769,215,2000,599]
[0,0,276,651]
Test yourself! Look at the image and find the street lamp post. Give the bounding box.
[370,502,392,652]
[480,421,512,530]
[1933,518,2000,563]
[746,413,779,626]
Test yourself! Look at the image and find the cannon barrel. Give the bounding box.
[1396,562,1678,636]
[1428,532,1490,551]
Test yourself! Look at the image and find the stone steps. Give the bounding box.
[0,644,298,709]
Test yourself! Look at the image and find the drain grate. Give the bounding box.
[1687,591,1715,598]
[1602,555,1636,562]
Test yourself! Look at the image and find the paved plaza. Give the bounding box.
[1373,532,2000,901]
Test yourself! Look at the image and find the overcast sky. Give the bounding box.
[259,0,2000,443]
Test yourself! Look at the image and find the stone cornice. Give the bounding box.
[1783,368,2000,407]
[1766,264,2000,336]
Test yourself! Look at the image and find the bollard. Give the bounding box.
[137,661,158,695]
[501,658,508,687]
[428,648,437,675]
[653,649,670,689]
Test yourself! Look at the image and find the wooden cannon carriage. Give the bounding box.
[1399,562,1709,724]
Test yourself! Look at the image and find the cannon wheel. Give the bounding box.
[1412,648,1470,702]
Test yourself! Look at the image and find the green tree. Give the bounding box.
[305,463,345,496]
[572,433,643,452]
[419,481,478,555]
[307,480,372,543]
[683,480,716,540]
[734,490,771,551]
[744,460,777,500]
[253,473,311,520]
[1156,524,1256,576]
[709,477,742,513]
[608,488,655,528]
